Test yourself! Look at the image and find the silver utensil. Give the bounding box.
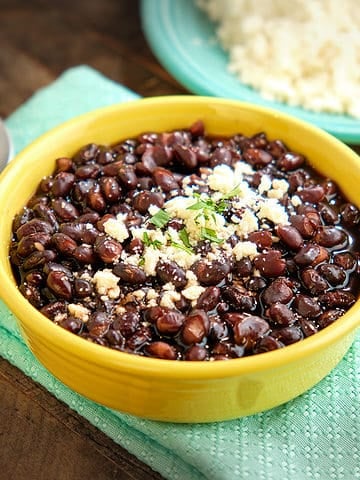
[0,119,13,172]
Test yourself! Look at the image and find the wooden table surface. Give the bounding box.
[0,2,359,479]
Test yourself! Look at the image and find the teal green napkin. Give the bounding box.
[1,66,359,480]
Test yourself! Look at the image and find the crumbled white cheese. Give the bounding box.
[258,175,272,194]
[291,195,302,207]
[103,214,129,243]
[207,164,236,194]
[272,178,289,193]
[233,160,254,177]
[148,204,160,216]
[182,285,206,301]
[132,290,146,300]
[146,289,159,301]
[161,245,200,270]
[160,290,181,308]
[68,304,90,322]
[123,253,141,266]
[258,198,289,225]
[235,209,259,237]
[267,179,289,199]
[232,241,258,261]
[92,269,120,299]
[142,246,162,276]
[185,270,199,287]
[115,305,126,314]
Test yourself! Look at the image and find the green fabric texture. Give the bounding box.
[1,66,359,480]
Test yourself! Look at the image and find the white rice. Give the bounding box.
[197,0,360,118]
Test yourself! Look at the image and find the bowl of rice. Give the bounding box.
[141,0,360,142]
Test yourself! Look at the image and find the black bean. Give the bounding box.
[192,259,231,285]
[155,308,185,335]
[113,262,146,284]
[156,261,187,288]
[233,316,270,351]
[222,285,256,312]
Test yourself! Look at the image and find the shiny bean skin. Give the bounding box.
[16,218,54,240]
[253,249,286,277]
[52,198,79,221]
[262,277,294,305]
[192,259,231,285]
[196,286,221,311]
[276,225,303,250]
[181,310,210,345]
[145,341,178,360]
[267,303,295,326]
[52,233,77,256]
[46,270,73,300]
[293,243,329,266]
[301,268,328,294]
[243,148,272,167]
[155,308,185,335]
[99,177,122,203]
[113,262,146,284]
[156,260,187,289]
[276,152,305,171]
[293,294,321,318]
[233,316,270,350]
[222,286,256,312]
[51,172,76,197]
[184,345,208,361]
[17,232,52,257]
[94,236,122,263]
[152,167,179,192]
[314,227,347,248]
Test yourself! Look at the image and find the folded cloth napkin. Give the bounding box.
[1,66,359,480]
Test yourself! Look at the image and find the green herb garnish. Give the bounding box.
[142,231,162,250]
[178,228,192,249]
[200,227,224,244]
[187,193,227,215]
[169,240,194,255]
[149,209,171,228]
[222,184,241,200]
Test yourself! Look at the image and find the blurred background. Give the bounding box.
[0,0,186,118]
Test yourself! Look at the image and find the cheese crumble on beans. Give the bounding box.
[10,121,360,361]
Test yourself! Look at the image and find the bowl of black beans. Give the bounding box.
[0,96,359,422]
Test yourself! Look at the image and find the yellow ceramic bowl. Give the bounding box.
[0,96,359,423]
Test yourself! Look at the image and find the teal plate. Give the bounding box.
[141,0,360,144]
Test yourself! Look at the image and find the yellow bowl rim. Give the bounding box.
[1,95,360,380]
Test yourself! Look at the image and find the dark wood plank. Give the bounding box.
[0,0,186,117]
[0,359,164,480]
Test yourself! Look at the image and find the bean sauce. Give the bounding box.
[10,121,360,360]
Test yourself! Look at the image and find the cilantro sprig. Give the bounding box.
[142,231,162,250]
[186,185,241,218]
[200,227,224,244]
[168,227,194,255]
[186,193,227,215]
[149,209,171,228]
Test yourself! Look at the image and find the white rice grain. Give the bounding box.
[198,0,360,118]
